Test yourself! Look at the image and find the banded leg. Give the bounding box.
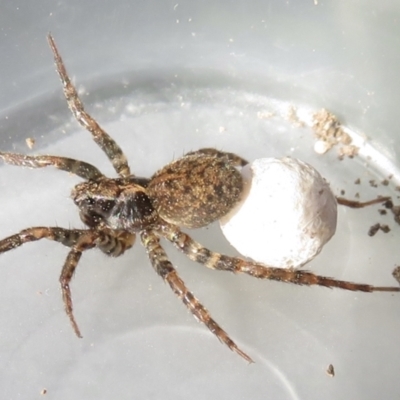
[158,223,400,293]
[58,228,135,337]
[140,229,253,363]
[47,34,131,178]
[59,230,102,338]
[96,230,136,257]
[336,196,391,208]
[0,226,89,337]
[186,148,248,167]
[0,227,87,253]
[0,152,103,180]
[0,226,136,337]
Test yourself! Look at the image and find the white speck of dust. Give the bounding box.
[314,140,331,154]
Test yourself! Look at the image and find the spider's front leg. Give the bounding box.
[0,226,87,253]
[0,152,103,180]
[47,34,131,178]
[0,226,97,337]
[59,231,102,337]
[159,223,400,293]
[59,229,136,337]
[0,226,136,337]
[140,229,254,363]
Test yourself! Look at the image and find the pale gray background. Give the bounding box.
[0,1,399,399]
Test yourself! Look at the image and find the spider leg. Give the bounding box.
[59,229,109,337]
[0,226,136,337]
[140,229,254,363]
[47,34,131,178]
[0,152,103,180]
[159,223,400,293]
[0,227,87,253]
[60,247,85,337]
[60,228,136,336]
[0,226,89,337]
[185,148,248,167]
[337,196,391,208]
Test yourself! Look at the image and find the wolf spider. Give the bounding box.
[0,35,398,363]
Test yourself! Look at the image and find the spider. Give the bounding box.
[0,34,398,364]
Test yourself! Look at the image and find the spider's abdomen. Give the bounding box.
[147,153,244,229]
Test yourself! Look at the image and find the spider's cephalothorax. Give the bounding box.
[73,177,156,231]
[0,34,398,364]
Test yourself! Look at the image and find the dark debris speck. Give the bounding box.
[368,224,380,237]
[392,266,400,284]
[368,223,391,236]
[369,180,378,188]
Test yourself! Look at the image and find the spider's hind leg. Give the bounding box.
[140,229,254,363]
[336,196,391,208]
[160,224,400,293]
[47,34,131,178]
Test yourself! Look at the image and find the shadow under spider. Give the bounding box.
[0,34,398,363]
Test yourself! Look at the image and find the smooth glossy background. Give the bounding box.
[0,1,399,399]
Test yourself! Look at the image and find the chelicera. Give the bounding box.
[0,35,398,363]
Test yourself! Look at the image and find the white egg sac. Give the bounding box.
[220,157,337,268]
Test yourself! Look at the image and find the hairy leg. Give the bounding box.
[0,227,87,253]
[0,152,103,180]
[60,248,84,337]
[59,231,101,338]
[47,34,131,178]
[159,223,400,293]
[59,229,136,337]
[0,226,136,337]
[140,229,253,363]
[0,226,92,337]
[336,196,391,208]
[186,148,248,167]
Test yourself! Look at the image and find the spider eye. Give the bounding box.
[97,199,114,212]
[85,197,95,206]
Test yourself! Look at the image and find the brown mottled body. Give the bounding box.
[0,34,398,364]
[148,150,245,229]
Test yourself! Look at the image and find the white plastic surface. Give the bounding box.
[1,2,400,400]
